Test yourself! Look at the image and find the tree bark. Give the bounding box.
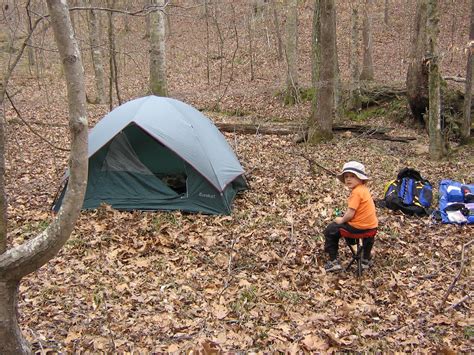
[310,0,321,121]
[107,0,122,108]
[427,0,446,159]
[384,0,389,25]
[25,6,35,68]
[247,8,256,81]
[350,6,362,110]
[149,0,168,96]
[407,0,429,126]
[204,0,211,84]
[0,280,28,354]
[461,0,474,144]
[144,0,151,39]
[308,0,336,143]
[86,0,106,104]
[284,0,299,105]
[271,0,284,61]
[360,0,374,81]
[332,0,341,120]
[0,91,7,256]
[0,0,88,352]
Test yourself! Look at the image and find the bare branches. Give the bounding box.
[68,2,171,17]
[5,92,68,152]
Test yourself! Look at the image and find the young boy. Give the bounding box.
[324,161,378,272]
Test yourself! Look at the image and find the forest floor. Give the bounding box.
[3,0,473,353]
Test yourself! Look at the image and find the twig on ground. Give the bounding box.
[420,260,459,280]
[219,232,239,296]
[277,211,296,274]
[298,153,337,176]
[444,294,471,312]
[439,239,474,312]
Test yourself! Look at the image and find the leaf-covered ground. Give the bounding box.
[3,0,473,352]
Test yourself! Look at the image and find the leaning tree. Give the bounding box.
[0,0,88,353]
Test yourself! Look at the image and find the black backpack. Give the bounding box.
[383,168,433,216]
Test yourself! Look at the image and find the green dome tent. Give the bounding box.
[53,96,248,215]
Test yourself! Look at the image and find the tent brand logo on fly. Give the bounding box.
[199,192,216,199]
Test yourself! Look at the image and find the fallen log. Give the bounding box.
[215,122,392,135]
[294,131,416,144]
[215,122,306,135]
[215,122,415,143]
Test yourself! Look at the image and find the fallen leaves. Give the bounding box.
[6,2,474,353]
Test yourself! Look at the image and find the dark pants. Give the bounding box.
[324,222,375,261]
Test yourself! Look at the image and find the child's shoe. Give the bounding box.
[361,259,373,270]
[324,259,342,272]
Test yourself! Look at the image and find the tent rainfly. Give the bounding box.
[53,96,248,215]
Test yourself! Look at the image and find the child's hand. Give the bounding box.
[334,216,344,224]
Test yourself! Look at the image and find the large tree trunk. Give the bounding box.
[0,91,6,255]
[86,0,106,104]
[247,7,256,81]
[332,0,341,120]
[0,0,88,352]
[461,0,474,144]
[25,7,35,68]
[384,0,389,25]
[350,6,362,110]
[0,280,28,354]
[407,0,429,126]
[107,0,122,108]
[149,0,168,96]
[284,0,299,105]
[427,0,446,159]
[310,0,321,121]
[360,0,374,81]
[308,0,336,143]
[271,0,283,61]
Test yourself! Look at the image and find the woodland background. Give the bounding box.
[1,0,473,352]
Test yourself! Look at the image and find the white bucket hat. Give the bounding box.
[337,161,370,183]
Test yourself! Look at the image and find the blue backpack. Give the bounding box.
[438,180,474,224]
[384,168,433,216]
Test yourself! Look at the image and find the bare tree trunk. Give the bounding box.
[384,0,389,26]
[144,0,151,39]
[0,280,28,353]
[0,92,7,255]
[333,1,341,120]
[407,0,429,126]
[107,0,121,108]
[252,0,266,16]
[247,8,256,81]
[310,0,321,122]
[308,0,335,143]
[149,0,168,96]
[284,0,299,105]
[350,6,362,110]
[360,0,374,81]
[0,0,88,352]
[124,0,131,32]
[25,6,35,68]
[205,0,210,84]
[271,0,283,61]
[427,0,446,159]
[86,0,106,104]
[461,0,474,144]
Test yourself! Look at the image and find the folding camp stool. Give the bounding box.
[340,228,377,277]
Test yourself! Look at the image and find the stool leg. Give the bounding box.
[356,241,362,277]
